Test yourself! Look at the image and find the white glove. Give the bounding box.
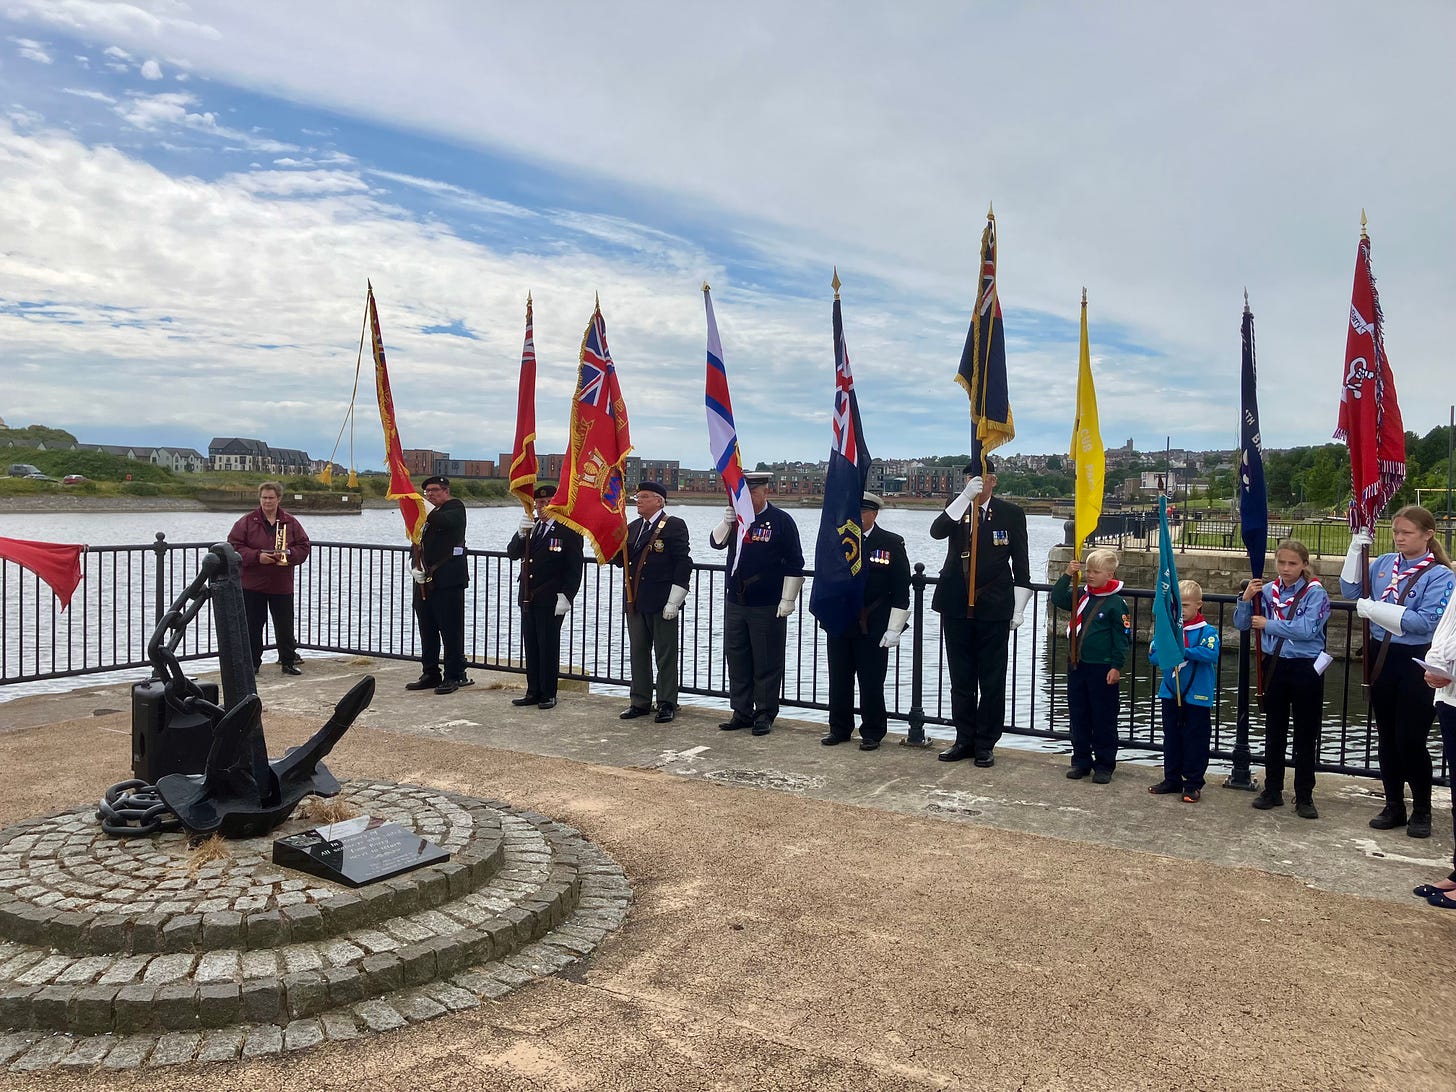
[1341,531,1374,585]
[1356,597,1406,636]
[712,506,736,547]
[1009,586,1034,631]
[944,476,984,522]
[411,567,427,585]
[519,516,535,537]
[554,593,571,617]
[662,584,689,621]
[879,606,910,648]
[777,576,805,618]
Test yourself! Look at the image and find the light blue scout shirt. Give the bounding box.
[1340,552,1456,646]
[1148,619,1221,706]
[1233,577,1330,658]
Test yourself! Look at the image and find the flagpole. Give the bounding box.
[965,205,995,614]
[1068,287,1087,667]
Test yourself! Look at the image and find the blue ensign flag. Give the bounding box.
[1155,495,1186,691]
[809,285,872,638]
[1238,296,1268,580]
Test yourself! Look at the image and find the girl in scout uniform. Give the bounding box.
[1150,579,1222,803]
[1341,506,1456,838]
[1235,540,1330,818]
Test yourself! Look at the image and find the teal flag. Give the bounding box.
[1155,495,1185,694]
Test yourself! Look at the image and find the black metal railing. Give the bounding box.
[3,535,1447,782]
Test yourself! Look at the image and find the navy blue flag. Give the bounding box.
[1238,295,1267,580]
[956,209,1014,472]
[809,277,872,638]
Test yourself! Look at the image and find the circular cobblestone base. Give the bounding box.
[0,782,630,1071]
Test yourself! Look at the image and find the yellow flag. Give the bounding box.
[1069,290,1104,558]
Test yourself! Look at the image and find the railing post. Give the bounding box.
[1225,578,1258,791]
[152,532,168,625]
[902,562,929,747]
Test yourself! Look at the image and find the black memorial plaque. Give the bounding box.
[272,815,449,887]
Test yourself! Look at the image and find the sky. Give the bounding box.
[1,1,1453,472]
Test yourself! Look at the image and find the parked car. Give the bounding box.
[6,463,55,481]
[61,474,89,485]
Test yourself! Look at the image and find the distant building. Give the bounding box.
[208,437,312,475]
[150,447,207,473]
[403,449,449,478]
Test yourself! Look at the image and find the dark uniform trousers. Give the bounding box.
[827,632,889,743]
[1160,700,1211,792]
[627,610,678,710]
[414,585,466,681]
[522,598,565,701]
[942,615,1009,753]
[1260,655,1322,798]
[1066,660,1119,773]
[243,590,297,670]
[1439,704,1456,879]
[725,601,785,729]
[1370,641,1436,811]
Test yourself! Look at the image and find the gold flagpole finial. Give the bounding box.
[526,291,532,306]
[1081,286,1087,306]
[1243,286,1249,310]
[1360,208,1368,238]
[831,267,841,299]
[702,281,711,293]
[987,201,994,219]
[594,292,601,311]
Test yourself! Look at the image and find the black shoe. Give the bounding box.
[433,679,463,695]
[1066,766,1091,780]
[751,723,772,736]
[973,752,995,768]
[719,719,750,731]
[1369,805,1408,830]
[1091,770,1112,784]
[654,705,675,723]
[1295,798,1319,820]
[405,674,442,691]
[537,698,557,711]
[1408,811,1432,838]
[620,706,653,720]
[281,663,302,676]
[938,744,973,763]
[511,694,541,707]
[858,740,881,751]
[1148,780,1181,795]
[821,734,852,746]
[1251,790,1284,810]
[453,676,474,688]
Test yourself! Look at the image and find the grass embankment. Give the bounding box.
[0,449,507,501]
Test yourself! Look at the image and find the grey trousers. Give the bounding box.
[626,608,679,709]
[724,601,786,726]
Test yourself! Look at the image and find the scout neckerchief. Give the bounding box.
[1184,613,1207,641]
[1371,551,1437,682]
[627,513,667,612]
[1380,551,1435,602]
[1068,578,1123,666]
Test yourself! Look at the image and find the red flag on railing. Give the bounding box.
[0,536,85,610]
[546,297,632,563]
[366,282,430,544]
[508,294,539,514]
[1333,216,1405,534]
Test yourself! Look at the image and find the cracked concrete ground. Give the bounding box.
[1,656,1453,1090]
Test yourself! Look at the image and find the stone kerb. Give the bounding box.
[0,783,630,1071]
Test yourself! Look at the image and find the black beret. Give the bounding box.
[422,475,450,490]
[533,484,555,499]
[636,481,667,498]
[961,456,997,476]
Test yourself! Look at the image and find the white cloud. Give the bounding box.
[10,35,52,63]
[112,89,296,153]
[61,86,116,103]
[139,57,161,79]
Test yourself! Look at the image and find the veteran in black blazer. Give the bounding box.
[612,482,692,722]
[507,484,584,710]
[823,493,912,749]
[929,457,1032,765]
[406,475,472,695]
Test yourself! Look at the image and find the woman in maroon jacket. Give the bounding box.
[227,482,311,675]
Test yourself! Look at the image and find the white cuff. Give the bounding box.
[666,584,689,609]
[1357,598,1405,636]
